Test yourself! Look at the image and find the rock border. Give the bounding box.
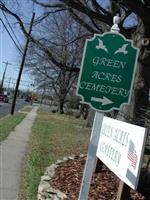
[38,154,85,200]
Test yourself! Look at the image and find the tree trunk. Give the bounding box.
[59,99,64,114]
[79,104,89,120]
[86,109,95,127]
[132,23,150,126]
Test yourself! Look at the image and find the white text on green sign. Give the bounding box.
[77,32,139,112]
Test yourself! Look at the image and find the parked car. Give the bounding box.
[0,94,9,103]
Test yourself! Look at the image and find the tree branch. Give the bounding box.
[69,8,97,33]
[91,0,110,15]
[63,0,113,26]
[0,3,80,73]
[32,0,63,8]
[119,0,150,35]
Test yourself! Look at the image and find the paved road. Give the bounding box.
[0,99,30,118]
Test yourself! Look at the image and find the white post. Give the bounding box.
[78,112,104,200]
[111,15,120,33]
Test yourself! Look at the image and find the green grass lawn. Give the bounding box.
[0,112,26,142]
[20,108,150,200]
[20,109,91,200]
[20,106,33,113]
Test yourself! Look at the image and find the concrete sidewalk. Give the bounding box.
[0,106,38,200]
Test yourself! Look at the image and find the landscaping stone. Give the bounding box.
[38,156,74,200]
[63,157,68,161]
[44,164,58,177]
[41,175,51,181]
[56,160,64,164]
[38,155,88,200]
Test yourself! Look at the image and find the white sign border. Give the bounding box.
[76,32,139,112]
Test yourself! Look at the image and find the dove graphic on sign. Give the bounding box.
[114,43,128,55]
[96,38,108,53]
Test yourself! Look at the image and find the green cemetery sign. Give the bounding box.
[77,32,139,112]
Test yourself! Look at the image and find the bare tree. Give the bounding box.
[25,11,86,113]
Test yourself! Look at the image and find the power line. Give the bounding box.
[0,17,23,55]
[2,11,23,52]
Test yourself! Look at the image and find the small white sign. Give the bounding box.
[96,116,147,190]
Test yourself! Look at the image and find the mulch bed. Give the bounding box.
[50,155,145,200]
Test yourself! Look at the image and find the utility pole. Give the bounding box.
[11,12,35,115]
[0,61,12,93]
[7,77,12,90]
